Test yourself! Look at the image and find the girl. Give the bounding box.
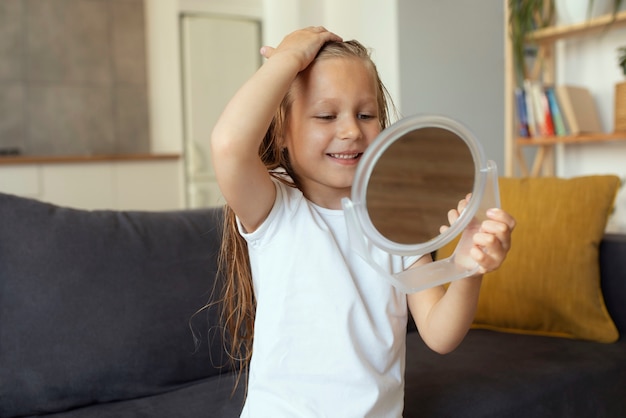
[211,26,515,416]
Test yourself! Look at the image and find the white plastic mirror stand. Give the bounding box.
[341,115,501,293]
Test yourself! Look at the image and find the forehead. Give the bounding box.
[292,56,378,100]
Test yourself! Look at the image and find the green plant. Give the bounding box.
[619,46,626,76]
[508,0,554,86]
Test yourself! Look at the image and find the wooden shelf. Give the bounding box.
[505,5,626,177]
[515,132,626,177]
[528,10,626,44]
[516,132,626,146]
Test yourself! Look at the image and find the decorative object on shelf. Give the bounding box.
[555,85,604,134]
[616,46,626,132]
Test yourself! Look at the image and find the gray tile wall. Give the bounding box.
[0,0,150,156]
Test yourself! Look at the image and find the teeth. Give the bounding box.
[329,153,359,159]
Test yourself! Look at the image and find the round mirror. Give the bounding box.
[342,114,500,292]
[366,126,475,245]
[347,114,498,256]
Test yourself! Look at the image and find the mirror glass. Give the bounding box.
[365,127,475,245]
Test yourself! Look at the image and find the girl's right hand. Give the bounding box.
[260,26,343,72]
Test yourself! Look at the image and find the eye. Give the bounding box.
[358,113,376,120]
[315,114,336,120]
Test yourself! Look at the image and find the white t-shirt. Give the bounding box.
[238,180,420,417]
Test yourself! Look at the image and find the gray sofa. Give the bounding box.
[1,191,625,417]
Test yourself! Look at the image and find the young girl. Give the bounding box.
[211,26,515,416]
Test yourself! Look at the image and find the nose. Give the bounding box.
[338,116,362,140]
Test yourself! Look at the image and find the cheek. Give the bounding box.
[365,125,382,145]
[287,125,330,158]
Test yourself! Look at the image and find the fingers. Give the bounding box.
[441,194,473,233]
[483,208,516,252]
[441,201,516,274]
[446,208,459,226]
[259,26,343,69]
[470,208,516,273]
[304,26,341,40]
[445,194,472,225]
[486,208,517,231]
[259,46,275,59]
[308,25,328,32]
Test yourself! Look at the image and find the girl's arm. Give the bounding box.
[210,27,341,232]
[407,200,515,354]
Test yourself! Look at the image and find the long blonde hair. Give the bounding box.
[216,39,395,389]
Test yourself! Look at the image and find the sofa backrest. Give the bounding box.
[600,233,626,341]
[0,192,229,417]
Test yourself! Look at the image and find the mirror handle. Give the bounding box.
[344,197,480,293]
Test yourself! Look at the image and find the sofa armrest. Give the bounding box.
[0,192,228,417]
[600,233,626,340]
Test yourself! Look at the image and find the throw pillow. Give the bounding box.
[438,175,620,343]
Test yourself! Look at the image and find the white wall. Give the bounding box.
[555,12,626,231]
[145,0,184,154]
[396,0,506,171]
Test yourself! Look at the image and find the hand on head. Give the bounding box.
[260,26,343,72]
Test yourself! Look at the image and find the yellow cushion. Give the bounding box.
[438,175,620,342]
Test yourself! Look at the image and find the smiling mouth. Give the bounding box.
[327,153,361,160]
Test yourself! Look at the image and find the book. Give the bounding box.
[529,80,555,137]
[522,79,558,137]
[545,86,568,136]
[514,88,530,137]
[523,80,538,137]
[554,85,603,135]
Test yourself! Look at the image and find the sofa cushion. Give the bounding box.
[32,375,245,418]
[404,329,626,418]
[0,193,228,417]
[439,175,620,342]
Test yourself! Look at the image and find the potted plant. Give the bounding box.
[508,0,554,86]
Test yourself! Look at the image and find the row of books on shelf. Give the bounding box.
[515,81,603,139]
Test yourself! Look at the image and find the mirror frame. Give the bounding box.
[352,114,488,255]
[341,114,501,293]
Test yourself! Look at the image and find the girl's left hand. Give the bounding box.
[442,195,516,274]
[470,207,516,274]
